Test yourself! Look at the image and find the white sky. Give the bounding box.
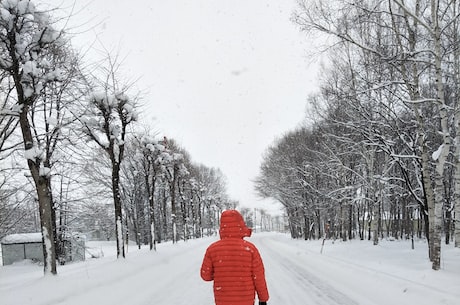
[52,0,321,214]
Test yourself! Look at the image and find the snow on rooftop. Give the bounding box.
[1,233,42,244]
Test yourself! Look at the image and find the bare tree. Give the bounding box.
[294,0,459,270]
[116,132,234,247]
[0,0,83,274]
[137,132,165,250]
[0,77,20,160]
[80,54,138,258]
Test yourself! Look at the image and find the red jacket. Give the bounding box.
[200,210,269,305]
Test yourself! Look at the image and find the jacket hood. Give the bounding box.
[219,210,252,239]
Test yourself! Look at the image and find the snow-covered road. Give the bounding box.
[260,236,360,305]
[1,233,459,305]
[257,234,459,305]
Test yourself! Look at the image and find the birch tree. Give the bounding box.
[454,0,460,247]
[295,0,459,270]
[391,0,456,270]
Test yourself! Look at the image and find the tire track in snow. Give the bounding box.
[253,234,459,305]
[256,235,362,305]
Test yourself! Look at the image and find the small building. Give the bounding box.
[1,232,86,266]
[1,233,44,265]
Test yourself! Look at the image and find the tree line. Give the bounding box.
[255,0,460,270]
[0,0,237,275]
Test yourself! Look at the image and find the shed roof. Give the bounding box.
[1,233,42,245]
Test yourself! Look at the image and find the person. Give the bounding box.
[200,209,269,305]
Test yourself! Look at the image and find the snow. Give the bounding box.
[24,145,43,161]
[39,165,51,177]
[1,233,459,305]
[38,27,59,44]
[47,116,58,126]
[432,144,444,161]
[0,7,11,21]
[17,0,34,15]
[22,61,39,77]
[90,91,107,104]
[42,226,53,274]
[1,233,42,244]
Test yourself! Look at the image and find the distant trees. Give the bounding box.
[119,134,233,250]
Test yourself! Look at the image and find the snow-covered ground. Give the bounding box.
[1,233,459,305]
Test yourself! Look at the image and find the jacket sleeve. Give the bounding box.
[252,246,269,302]
[200,248,214,281]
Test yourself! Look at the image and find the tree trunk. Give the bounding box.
[452,1,460,249]
[348,204,353,240]
[341,203,347,242]
[445,209,451,245]
[373,200,381,246]
[111,156,125,258]
[170,164,178,243]
[149,179,156,251]
[316,209,322,239]
[430,0,449,270]
[162,188,168,242]
[455,100,460,248]
[145,159,157,251]
[19,111,57,274]
[456,192,460,248]
[36,178,56,274]
[367,201,372,241]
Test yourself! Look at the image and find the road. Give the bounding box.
[1,233,458,305]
